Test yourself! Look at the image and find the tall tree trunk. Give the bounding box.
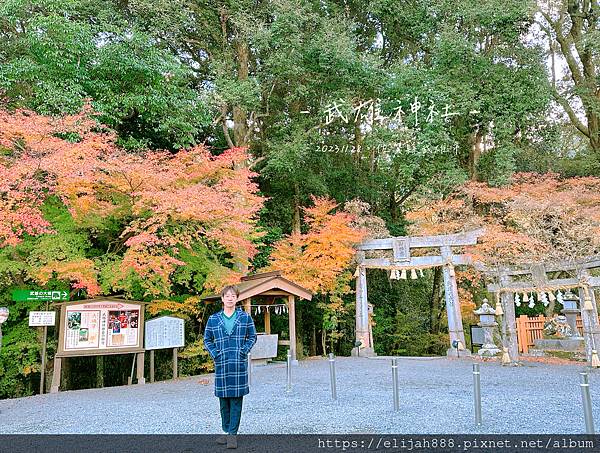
[539,5,600,154]
[233,37,249,147]
[468,129,484,180]
[292,182,301,235]
[295,305,303,359]
[353,119,362,165]
[310,325,317,356]
[389,190,398,223]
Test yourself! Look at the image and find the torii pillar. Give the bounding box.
[354,259,374,356]
[441,246,467,355]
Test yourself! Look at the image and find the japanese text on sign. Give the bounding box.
[29,311,56,326]
[145,316,185,350]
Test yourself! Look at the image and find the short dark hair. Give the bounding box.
[220,285,240,299]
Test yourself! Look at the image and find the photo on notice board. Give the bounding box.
[107,310,139,347]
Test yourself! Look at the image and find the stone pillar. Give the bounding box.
[353,264,375,356]
[500,277,519,363]
[441,247,468,356]
[579,275,600,363]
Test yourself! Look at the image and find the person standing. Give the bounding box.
[203,285,257,449]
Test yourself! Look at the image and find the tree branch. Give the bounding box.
[552,91,590,137]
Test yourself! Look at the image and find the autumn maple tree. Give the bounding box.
[264,196,370,349]
[406,172,600,267]
[0,107,264,300]
[404,173,600,320]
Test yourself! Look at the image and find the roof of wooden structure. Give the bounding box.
[202,271,313,302]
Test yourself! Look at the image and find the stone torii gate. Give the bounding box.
[484,256,600,364]
[354,229,484,356]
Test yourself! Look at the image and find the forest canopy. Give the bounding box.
[0,0,598,398]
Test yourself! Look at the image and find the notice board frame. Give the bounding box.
[54,298,146,358]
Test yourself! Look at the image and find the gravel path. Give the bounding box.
[1,356,598,434]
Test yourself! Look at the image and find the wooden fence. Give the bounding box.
[516,315,589,353]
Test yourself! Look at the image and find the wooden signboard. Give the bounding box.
[56,299,145,357]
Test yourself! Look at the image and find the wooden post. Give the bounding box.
[40,325,48,394]
[502,291,519,361]
[50,357,62,393]
[136,352,145,384]
[442,263,459,348]
[516,315,528,354]
[39,301,49,395]
[242,298,251,314]
[150,350,155,383]
[287,295,297,364]
[368,304,374,350]
[579,271,600,362]
[264,306,271,334]
[172,347,178,379]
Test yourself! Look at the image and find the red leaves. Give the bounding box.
[407,172,600,267]
[0,107,265,297]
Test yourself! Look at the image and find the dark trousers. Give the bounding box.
[219,396,244,435]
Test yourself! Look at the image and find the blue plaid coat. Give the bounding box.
[203,308,257,397]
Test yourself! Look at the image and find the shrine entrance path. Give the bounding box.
[1,356,597,434]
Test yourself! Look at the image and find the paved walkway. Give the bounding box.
[0,356,598,434]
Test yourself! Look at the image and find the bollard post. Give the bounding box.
[580,372,595,434]
[248,352,252,386]
[392,358,399,411]
[473,363,482,426]
[286,349,292,392]
[328,353,337,400]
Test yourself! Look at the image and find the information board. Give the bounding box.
[29,311,56,326]
[57,299,144,357]
[145,316,184,350]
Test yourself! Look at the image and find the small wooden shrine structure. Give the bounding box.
[484,255,600,364]
[355,229,484,356]
[203,271,313,363]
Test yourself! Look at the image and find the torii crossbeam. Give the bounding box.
[483,256,600,364]
[354,229,484,356]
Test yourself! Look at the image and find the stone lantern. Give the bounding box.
[0,307,9,351]
[474,299,500,356]
[561,290,581,338]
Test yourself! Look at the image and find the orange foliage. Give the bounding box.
[36,259,101,296]
[266,196,367,294]
[407,173,600,266]
[0,107,264,296]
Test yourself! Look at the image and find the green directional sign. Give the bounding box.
[12,290,69,302]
